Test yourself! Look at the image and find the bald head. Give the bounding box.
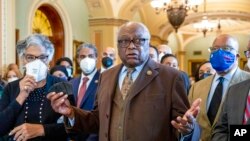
[158,44,172,54]
[212,34,239,52]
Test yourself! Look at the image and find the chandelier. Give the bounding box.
[150,0,203,32]
[193,16,216,37]
[193,0,216,37]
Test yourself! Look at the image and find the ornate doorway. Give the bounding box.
[32,4,64,66]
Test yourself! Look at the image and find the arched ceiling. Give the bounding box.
[85,0,250,40]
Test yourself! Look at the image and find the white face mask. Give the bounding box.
[25,59,48,82]
[158,52,165,62]
[66,68,72,77]
[80,57,96,75]
[247,58,250,69]
[7,77,18,83]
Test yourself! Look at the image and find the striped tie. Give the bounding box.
[243,93,250,124]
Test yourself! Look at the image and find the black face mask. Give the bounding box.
[102,57,113,68]
[199,73,212,80]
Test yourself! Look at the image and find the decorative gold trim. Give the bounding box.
[89,18,128,26]
[188,59,206,76]
[73,40,84,76]
[150,35,168,44]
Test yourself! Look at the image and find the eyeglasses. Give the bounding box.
[244,50,250,58]
[118,38,148,48]
[208,46,235,53]
[24,54,48,62]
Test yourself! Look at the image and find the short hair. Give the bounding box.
[149,44,159,57]
[76,43,98,58]
[160,54,177,64]
[194,61,210,82]
[50,65,69,77]
[56,57,73,67]
[16,34,54,61]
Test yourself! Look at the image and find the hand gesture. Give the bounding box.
[171,98,201,135]
[9,123,44,141]
[16,75,37,105]
[47,92,74,118]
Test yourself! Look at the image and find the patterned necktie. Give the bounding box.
[121,68,134,100]
[77,77,89,107]
[243,92,250,124]
[208,77,224,124]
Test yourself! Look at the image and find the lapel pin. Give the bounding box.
[95,80,98,83]
[147,70,152,76]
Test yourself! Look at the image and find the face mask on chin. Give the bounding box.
[158,52,165,62]
[210,49,236,72]
[66,68,72,77]
[80,57,96,75]
[7,77,18,83]
[25,59,48,82]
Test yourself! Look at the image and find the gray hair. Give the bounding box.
[76,43,98,58]
[16,34,55,61]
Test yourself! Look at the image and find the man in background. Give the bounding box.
[244,38,250,72]
[100,47,116,73]
[189,34,250,141]
[69,43,100,141]
[149,44,159,62]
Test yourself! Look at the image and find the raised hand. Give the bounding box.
[171,98,201,135]
[47,92,74,118]
[16,75,37,105]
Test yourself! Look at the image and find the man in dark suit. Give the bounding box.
[161,53,191,94]
[48,21,201,141]
[211,79,250,141]
[69,43,100,141]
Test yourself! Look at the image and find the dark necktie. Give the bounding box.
[77,77,89,107]
[207,77,224,124]
[121,68,134,100]
[243,93,250,124]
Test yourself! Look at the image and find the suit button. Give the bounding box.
[106,114,109,118]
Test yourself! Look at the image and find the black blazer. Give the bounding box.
[0,74,67,141]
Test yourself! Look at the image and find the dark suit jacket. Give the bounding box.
[65,59,200,141]
[211,79,250,141]
[180,71,191,95]
[69,71,100,141]
[70,70,100,110]
[0,74,67,141]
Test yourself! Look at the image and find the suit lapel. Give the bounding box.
[234,81,250,124]
[198,75,215,126]
[128,59,159,100]
[73,77,81,102]
[80,71,100,107]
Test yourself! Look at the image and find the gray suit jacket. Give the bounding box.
[188,67,250,141]
[211,79,250,141]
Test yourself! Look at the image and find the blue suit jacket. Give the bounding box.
[70,71,100,110]
[69,71,100,141]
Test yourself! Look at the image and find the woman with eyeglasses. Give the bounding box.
[0,34,67,141]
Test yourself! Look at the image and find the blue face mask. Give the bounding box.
[210,49,236,72]
[199,73,212,80]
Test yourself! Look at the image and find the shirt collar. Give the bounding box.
[215,66,237,81]
[81,68,97,80]
[121,59,147,74]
